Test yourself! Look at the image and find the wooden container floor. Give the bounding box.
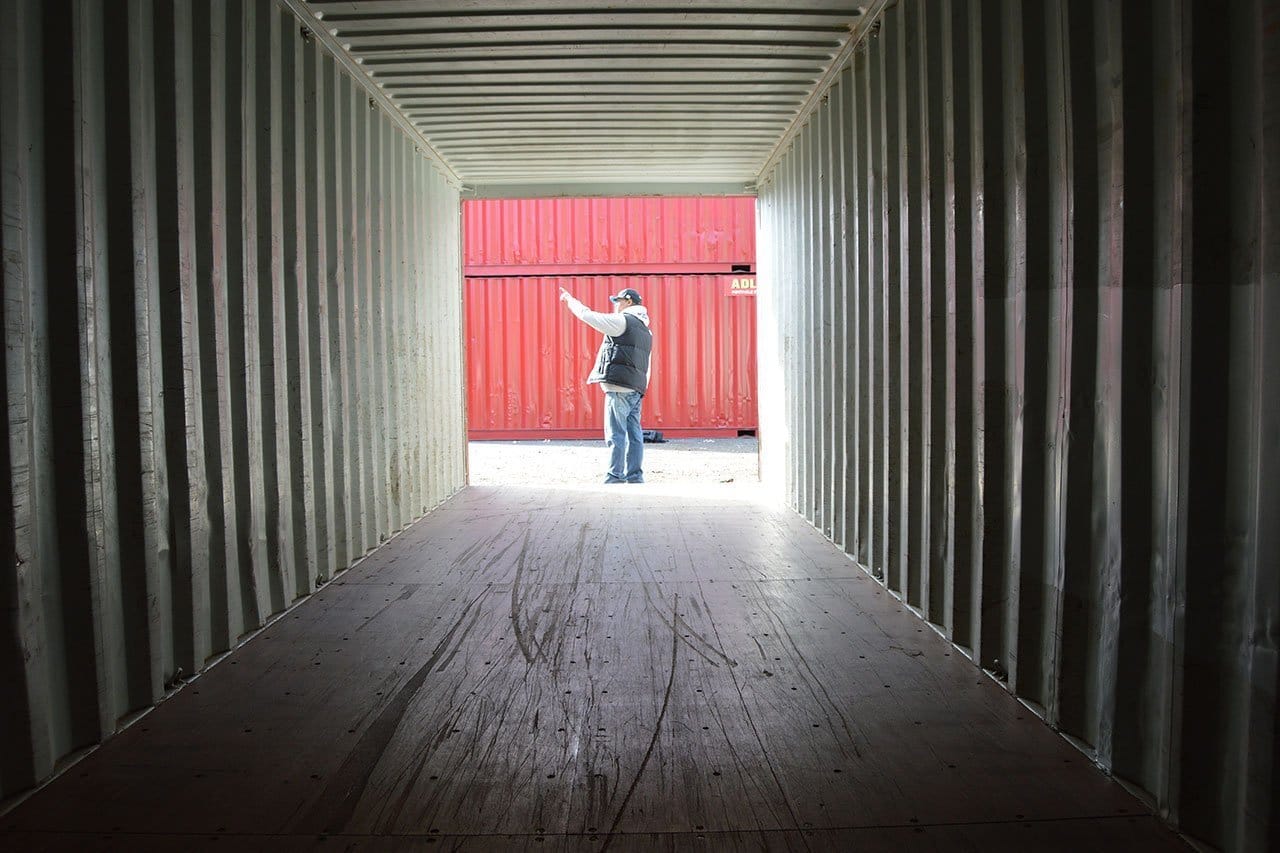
[2,484,1188,851]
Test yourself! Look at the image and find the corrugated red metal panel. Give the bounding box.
[463,197,757,272]
[466,276,757,439]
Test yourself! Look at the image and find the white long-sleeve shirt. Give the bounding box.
[562,295,652,393]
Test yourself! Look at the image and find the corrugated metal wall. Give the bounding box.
[464,197,756,274]
[0,0,465,802]
[466,275,758,438]
[756,1,1278,851]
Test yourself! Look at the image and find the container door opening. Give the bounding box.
[463,197,762,489]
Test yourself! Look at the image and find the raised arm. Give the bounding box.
[559,287,627,336]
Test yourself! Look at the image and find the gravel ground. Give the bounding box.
[468,436,760,487]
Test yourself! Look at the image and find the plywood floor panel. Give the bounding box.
[2,485,1187,850]
[0,815,1189,853]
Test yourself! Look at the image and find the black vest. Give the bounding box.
[588,313,653,393]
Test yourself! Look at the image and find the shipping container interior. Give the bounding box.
[0,2,1276,852]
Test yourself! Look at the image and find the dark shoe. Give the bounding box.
[604,477,626,484]
[625,478,645,484]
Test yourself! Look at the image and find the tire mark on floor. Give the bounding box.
[353,584,419,633]
[293,585,493,834]
[601,593,680,850]
[510,528,540,664]
[722,632,811,849]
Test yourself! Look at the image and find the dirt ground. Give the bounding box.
[468,436,760,487]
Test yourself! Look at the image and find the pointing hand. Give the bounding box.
[559,287,571,303]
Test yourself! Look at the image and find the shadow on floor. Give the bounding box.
[1,485,1187,852]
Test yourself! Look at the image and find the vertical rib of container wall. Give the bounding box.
[755,1,1278,850]
[0,0,465,804]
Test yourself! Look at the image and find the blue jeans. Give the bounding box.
[604,390,644,483]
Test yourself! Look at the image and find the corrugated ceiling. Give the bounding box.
[292,0,878,195]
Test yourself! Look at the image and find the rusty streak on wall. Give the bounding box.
[0,0,466,801]
[756,1,1279,851]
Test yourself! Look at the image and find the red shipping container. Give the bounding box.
[464,197,757,440]
[464,197,756,275]
[466,275,757,440]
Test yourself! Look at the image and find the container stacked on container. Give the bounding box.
[464,197,758,440]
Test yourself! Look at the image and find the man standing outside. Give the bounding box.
[559,286,653,484]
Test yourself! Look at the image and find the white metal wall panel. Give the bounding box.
[757,2,1279,851]
[0,0,465,802]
